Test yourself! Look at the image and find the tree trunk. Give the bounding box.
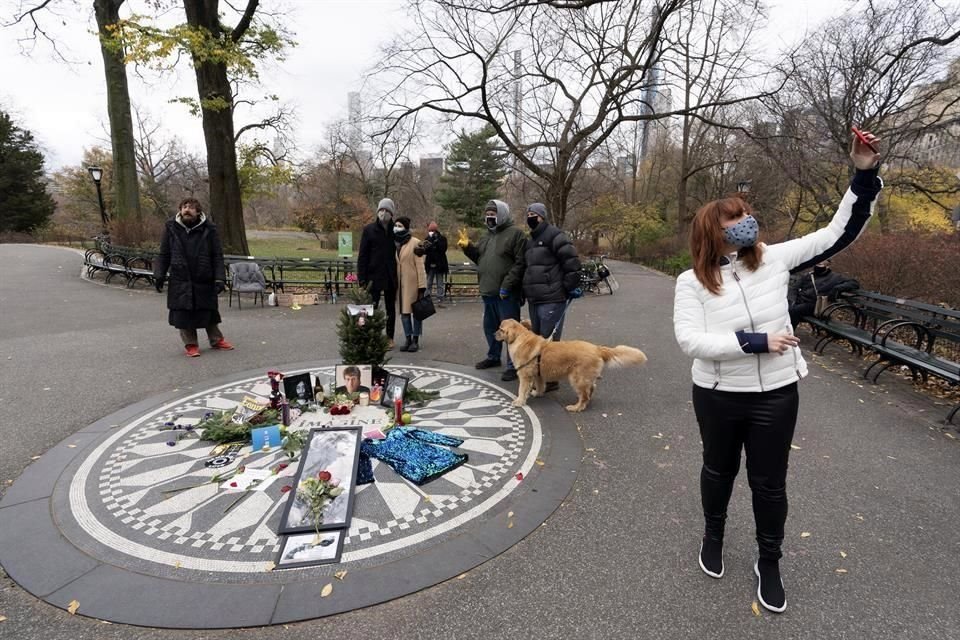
[93,0,141,222]
[677,114,691,233]
[547,176,570,231]
[182,0,249,255]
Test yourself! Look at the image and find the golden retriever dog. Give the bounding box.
[494,319,647,412]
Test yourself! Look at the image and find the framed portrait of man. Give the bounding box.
[380,373,409,408]
[334,364,372,396]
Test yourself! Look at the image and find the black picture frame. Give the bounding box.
[380,373,409,408]
[278,427,361,534]
[283,373,314,406]
[274,530,344,569]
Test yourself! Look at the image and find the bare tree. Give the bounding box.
[5,0,142,222]
[373,0,777,228]
[757,0,960,233]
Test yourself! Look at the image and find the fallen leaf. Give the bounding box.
[0,615,6,622]
[264,562,275,571]
[174,561,181,569]
[586,448,596,452]
[601,413,608,418]
[858,399,864,403]
[507,511,514,518]
[423,496,431,503]
[800,532,812,538]
[840,551,847,558]
[334,570,348,581]
[664,445,670,450]
[31,455,40,460]
[507,521,514,529]
[67,444,77,448]
[456,573,467,580]
[67,600,80,615]
[835,568,848,574]
[790,444,801,450]
[592,489,599,495]
[321,583,333,597]
[101,620,112,624]
[535,459,545,466]
[751,601,761,616]
[886,456,897,460]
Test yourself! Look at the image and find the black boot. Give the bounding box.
[407,336,419,353]
[755,559,787,613]
[399,336,412,352]
[698,536,724,578]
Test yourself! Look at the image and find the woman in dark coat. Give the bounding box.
[152,198,234,357]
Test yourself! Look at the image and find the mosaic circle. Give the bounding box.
[60,365,541,578]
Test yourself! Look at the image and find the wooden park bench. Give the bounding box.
[805,291,960,424]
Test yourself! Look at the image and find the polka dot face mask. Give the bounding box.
[723,215,759,248]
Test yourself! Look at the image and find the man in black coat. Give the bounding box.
[522,203,582,379]
[789,260,860,327]
[422,221,449,306]
[152,197,233,357]
[358,198,399,349]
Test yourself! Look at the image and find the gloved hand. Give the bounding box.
[567,288,583,299]
[457,228,470,249]
[418,287,426,300]
[155,278,164,294]
[499,288,510,300]
[215,281,226,294]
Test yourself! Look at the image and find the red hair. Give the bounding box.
[689,197,763,295]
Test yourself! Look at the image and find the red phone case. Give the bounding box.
[851,126,878,153]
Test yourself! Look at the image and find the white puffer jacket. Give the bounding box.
[674,170,882,392]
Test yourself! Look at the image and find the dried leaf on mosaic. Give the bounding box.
[835,568,848,574]
[751,601,761,616]
[0,615,6,623]
[321,583,333,597]
[800,532,812,538]
[67,600,80,615]
[840,551,848,558]
[334,570,348,581]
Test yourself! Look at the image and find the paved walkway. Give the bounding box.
[0,244,958,639]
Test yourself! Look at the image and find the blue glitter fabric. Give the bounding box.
[358,427,467,486]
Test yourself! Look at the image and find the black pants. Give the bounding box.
[789,302,815,328]
[692,382,799,561]
[370,284,397,340]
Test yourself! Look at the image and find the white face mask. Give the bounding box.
[428,231,436,237]
[393,226,405,234]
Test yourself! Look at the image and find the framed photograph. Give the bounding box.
[278,427,361,534]
[380,373,409,408]
[283,373,314,406]
[334,364,372,396]
[275,531,344,569]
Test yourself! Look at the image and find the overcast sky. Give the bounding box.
[0,0,857,172]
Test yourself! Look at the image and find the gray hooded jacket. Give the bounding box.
[463,199,527,297]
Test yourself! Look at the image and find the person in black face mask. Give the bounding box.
[521,203,582,391]
[788,260,860,327]
[459,200,527,381]
[358,198,400,349]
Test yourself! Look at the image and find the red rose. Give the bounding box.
[280,485,292,493]
[318,470,332,482]
[278,463,288,470]
[515,472,524,481]
[230,482,238,487]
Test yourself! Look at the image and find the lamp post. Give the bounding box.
[87,165,109,233]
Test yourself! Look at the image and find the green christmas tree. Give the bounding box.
[336,287,390,368]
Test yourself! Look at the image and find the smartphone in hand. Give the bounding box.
[851,126,879,154]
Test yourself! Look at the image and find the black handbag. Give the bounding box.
[411,295,436,321]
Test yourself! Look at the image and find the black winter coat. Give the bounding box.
[522,222,581,304]
[421,232,449,274]
[153,217,225,311]
[793,269,860,304]
[357,221,398,290]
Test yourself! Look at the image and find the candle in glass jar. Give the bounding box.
[394,396,403,425]
[358,391,369,406]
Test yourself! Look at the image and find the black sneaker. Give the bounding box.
[501,369,518,382]
[475,358,501,369]
[545,381,560,393]
[698,537,724,578]
[755,560,787,613]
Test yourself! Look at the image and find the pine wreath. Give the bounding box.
[197,409,280,444]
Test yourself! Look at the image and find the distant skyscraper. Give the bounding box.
[347,92,362,148]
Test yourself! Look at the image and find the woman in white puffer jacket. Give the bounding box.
[673,132,882,613]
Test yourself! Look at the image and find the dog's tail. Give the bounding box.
[599,345,648,368]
